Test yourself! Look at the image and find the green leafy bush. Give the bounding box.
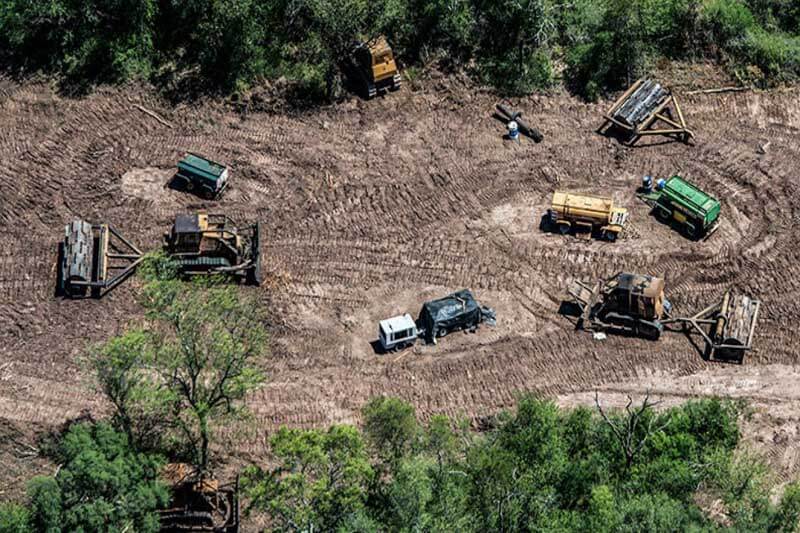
[0,503,31,533]
[26,422,168,533]
[740,28,800,81]
[242,395,796,532]
[702,0,758,45]
[2,0,800,101]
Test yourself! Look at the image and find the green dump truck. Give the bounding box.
[640,175,720,239]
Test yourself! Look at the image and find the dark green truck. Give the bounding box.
[641,175,721,239]
[175,153,229,199]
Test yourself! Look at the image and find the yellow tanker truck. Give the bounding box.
[544,191,628,241]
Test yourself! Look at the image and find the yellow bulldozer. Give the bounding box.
[346,35,401,99]
[164,213,261,286]
[567,272,761,363]
[60,212,261,298]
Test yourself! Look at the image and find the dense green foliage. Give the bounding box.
[244,395,800,532]
[88,260,267,471]
[0,503,30,533]
[18,422,168,533]
[2,0,800,97]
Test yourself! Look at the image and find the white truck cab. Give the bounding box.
[379,313,418,352]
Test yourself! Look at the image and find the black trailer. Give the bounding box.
[417,289,495,343]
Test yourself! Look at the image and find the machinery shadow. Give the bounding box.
[370,339,386,355]
[557,301,583,329]
[539,214,612,241]
[597,125,694,148]
[54,242,65,298]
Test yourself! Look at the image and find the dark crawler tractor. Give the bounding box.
[568,272,671,340]
[165,213,262,285]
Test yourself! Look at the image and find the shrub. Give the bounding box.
[27,422,168,533]
[741,28,800,81]
[0,503,31,533]
[702,0,758,46]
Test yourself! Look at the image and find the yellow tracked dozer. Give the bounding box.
[347,35,401,99]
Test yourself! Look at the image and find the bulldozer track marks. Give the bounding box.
[2,81,800,479]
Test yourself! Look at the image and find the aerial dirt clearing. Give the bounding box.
[1,76,799,484]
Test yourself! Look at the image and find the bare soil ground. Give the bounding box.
[1,73,800,494]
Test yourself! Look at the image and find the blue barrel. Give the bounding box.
[508,121,519,141]
[656,178,666,191]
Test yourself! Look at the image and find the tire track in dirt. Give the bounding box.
[1,82,800,476]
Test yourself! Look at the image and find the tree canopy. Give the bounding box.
[23,422,168,533]
[1,0,799,98]
[243,394,800,532]
[88,256,267,471]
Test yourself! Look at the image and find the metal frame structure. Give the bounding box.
[61,221,144,298]
[663,292,761,364]
[600,78,694,145]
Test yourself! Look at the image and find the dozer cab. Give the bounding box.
[346,35,401,99]
[164,213,261,285]
[568,272,671,340]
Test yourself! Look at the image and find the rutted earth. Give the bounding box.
[1,75,799,490]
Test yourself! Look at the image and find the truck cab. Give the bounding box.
[379,313,418,352]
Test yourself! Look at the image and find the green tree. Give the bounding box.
[706,447,773,531]
[90,277,267,472]
[88,329,172,450]
[585,484,620,533]
[474,0,555,93]
[0,503,30,533]
[386,456,434,532]
[146,283,266,470]
[616,492,699,533]
[243,425,373,531]
[27,422,168,533]
[27,476,61,533]
[362,396,419,466]
[405,0,476,62]
[0,0,156,85]
[771,481,800,532]
[194,0,270,91]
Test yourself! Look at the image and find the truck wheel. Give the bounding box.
[558,223,570,235]
[437,328,448,338]
[655,208,670,223]
[684,223,701,240]
[605,231,617,242]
